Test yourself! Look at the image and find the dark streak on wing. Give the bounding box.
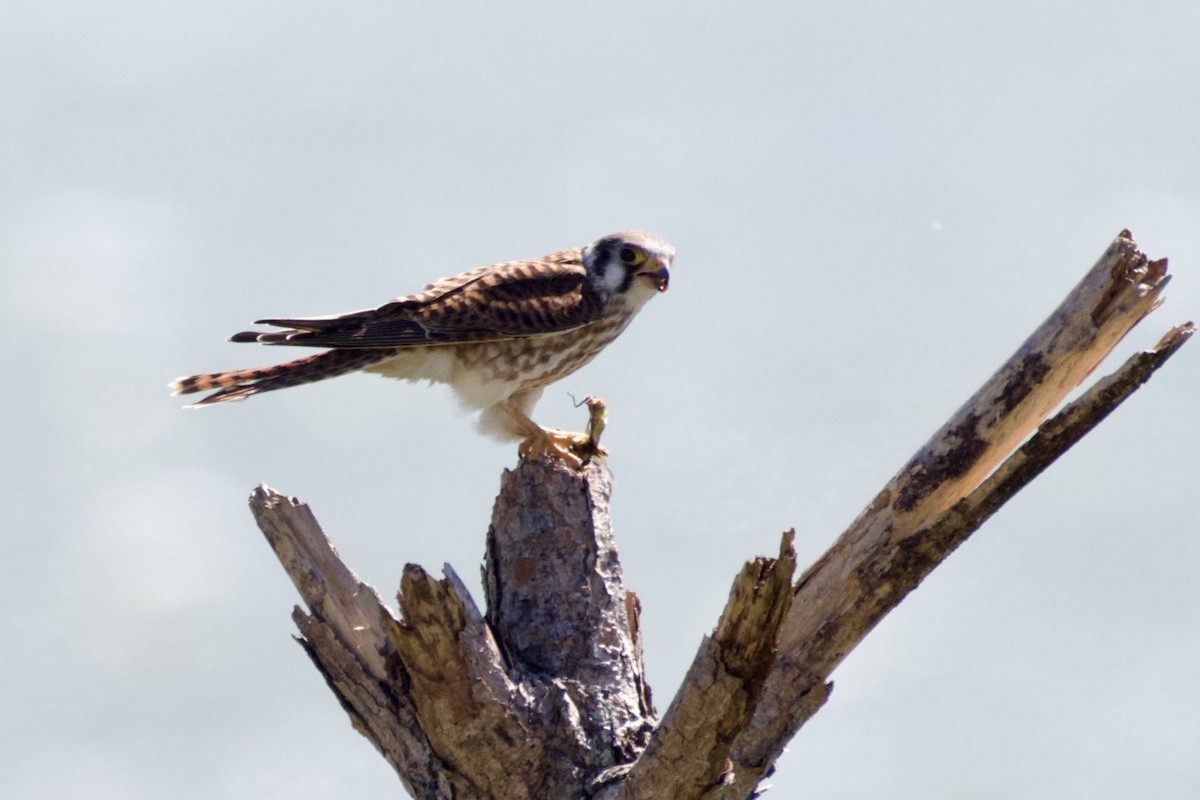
[231,249,602,349]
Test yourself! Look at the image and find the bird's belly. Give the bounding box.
[448,319,632,408]
[363,307,636,412]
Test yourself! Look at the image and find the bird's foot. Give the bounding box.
[519,427,608,469]
[520,398,610,468]
[515,395,609,469]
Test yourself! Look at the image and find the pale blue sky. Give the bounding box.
[2,3,1198,798]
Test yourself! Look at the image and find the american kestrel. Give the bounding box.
[171,231,673,465]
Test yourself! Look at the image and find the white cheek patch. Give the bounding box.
[596,258,629,293]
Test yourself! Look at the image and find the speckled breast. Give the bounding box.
[455,307,637,393]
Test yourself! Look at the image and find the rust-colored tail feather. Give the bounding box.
[171,348,397,406]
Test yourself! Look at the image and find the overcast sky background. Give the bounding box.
[3,3,1198,798]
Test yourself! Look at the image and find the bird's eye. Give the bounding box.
[619,246,643,265]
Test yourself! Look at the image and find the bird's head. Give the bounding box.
[583,231,674,300]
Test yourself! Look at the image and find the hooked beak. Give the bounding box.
[639,258,671,292]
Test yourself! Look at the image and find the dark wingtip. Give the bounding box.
[184,386,255,406]
[229,331,262,343]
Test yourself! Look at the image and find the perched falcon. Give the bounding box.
[171,231,673,466]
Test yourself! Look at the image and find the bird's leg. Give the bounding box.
[497,399,607,468]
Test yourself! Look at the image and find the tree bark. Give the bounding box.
[248,230,1192,799]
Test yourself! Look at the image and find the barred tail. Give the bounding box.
[170,348,398,407]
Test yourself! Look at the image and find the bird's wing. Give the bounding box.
[232,248,602,348]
